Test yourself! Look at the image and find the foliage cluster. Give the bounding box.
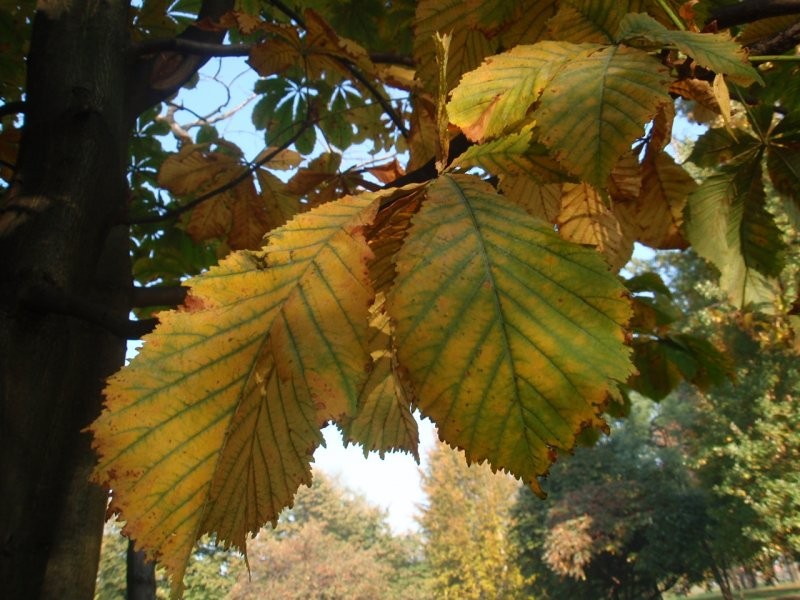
[2,0,800,595]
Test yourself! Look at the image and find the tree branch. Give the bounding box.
[746,21,800,55]
[20,283,155,340]
[268,0,409,139]
[130,285,187,308]
[126,117,313,225]
[134,38,250,58]
[0,101,26,120]
[127,0,236,120]
[708,0,800,29]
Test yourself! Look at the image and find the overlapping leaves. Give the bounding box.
[389,175,632,491]
[91,194,381,595]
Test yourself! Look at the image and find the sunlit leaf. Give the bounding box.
[616,12,763,84]
[389,174,632,493]
[536,44,671,187]
[340,297,420,459]
[447,41,586,142]
[90,194,381,594]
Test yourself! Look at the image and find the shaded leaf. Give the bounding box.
[413,0,496,93]
[90,194,381,594]
[557,182,633,271]
[766,113,800,200]
[499,178,563,223]
[388,174,632,492]
[450,128,568,183]
[615,151,695,249]
[685,163,783,308]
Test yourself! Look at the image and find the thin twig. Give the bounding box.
[126,117,313,225]
[268,0,409,139]
[133,37,251,58]
[131,285,188,308]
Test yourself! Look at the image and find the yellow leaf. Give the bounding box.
[413,0,495,93]
[253,146,302,171]
[90,194,381,595]
[616,151,695,249]
[557,182,632,271]
[158,144,242,195]
[447,41,586,142]
[499,176,563,223]
[450,129,570,184]
[340,296,420,460]
[389,174,632,493]
[537,44,671,187]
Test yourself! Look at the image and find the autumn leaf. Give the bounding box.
[499,177,563,223]
[340,296,420,460]
[616,12,763,84]
[615,151,695,249]
[557,182,633,272]
[447,41,585,142]
[388,174,633,493]
[449,128,570,184]
[536,44,671,187]
[90,194,381,595]
[413,0,496,93]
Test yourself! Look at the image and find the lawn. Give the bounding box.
[670,583,800,600]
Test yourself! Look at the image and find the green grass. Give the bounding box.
[669,583,800,600]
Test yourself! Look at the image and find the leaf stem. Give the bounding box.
[655,0,686,31]
[749,54,800,62]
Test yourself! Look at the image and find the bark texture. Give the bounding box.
[0,0,131,596]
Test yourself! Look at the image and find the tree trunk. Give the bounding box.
[0,0,131,596]
[127,540,157,600]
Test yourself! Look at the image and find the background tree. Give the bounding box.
[513,396,720,600]
[228,471,426,599]
[419,440,526,599]
[2,0,800,596]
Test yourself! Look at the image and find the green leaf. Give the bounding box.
[767,114,800,201]
[449,129,570,184]
[90,194,381,595]
[388,174,633,492]
[447,41,586,142]
[616,12,763,85]
[688,126,761,168]
[685,163,784,308]
[536,44,671,187]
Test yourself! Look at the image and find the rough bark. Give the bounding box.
[0,0,131,597]
[127,541,157,600]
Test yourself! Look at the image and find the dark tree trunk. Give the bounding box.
[0,0,131,596]
[127,540,157,600]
